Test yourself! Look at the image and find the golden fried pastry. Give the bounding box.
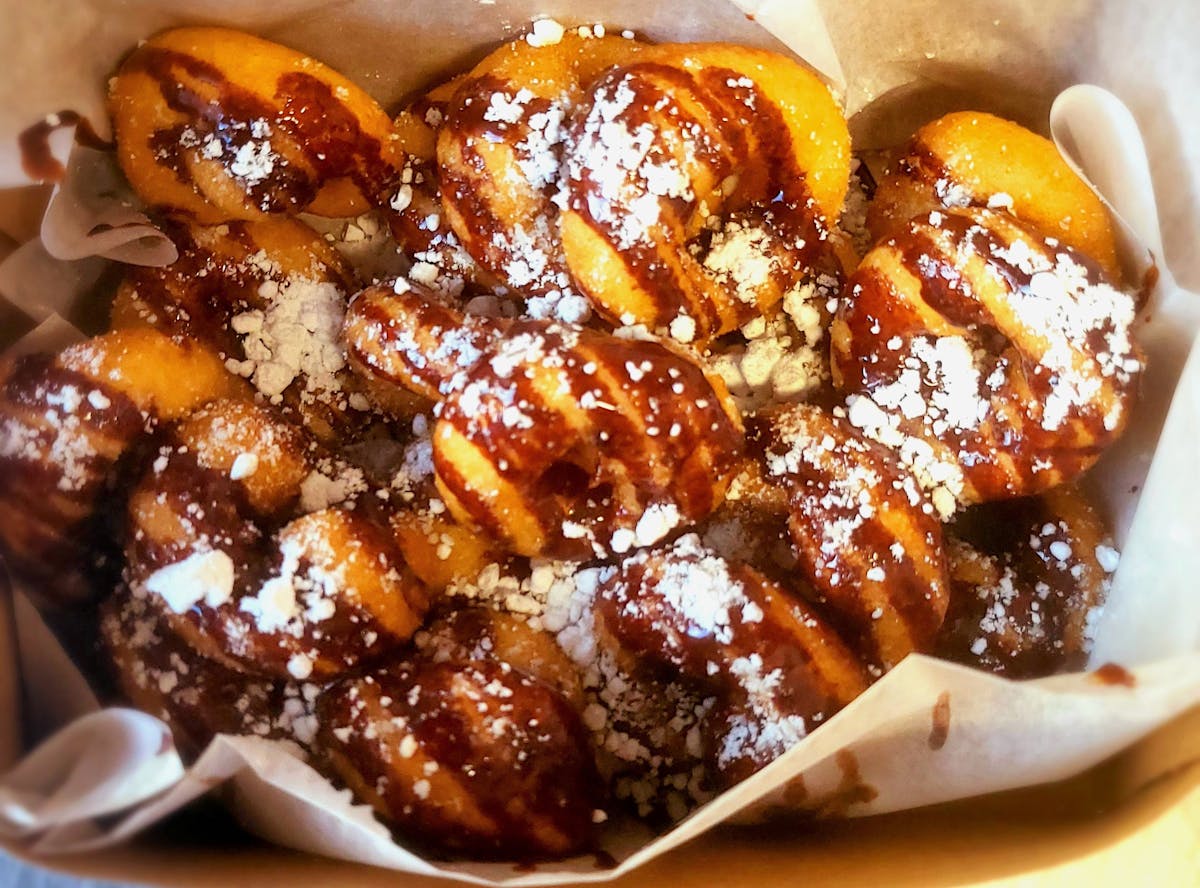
[101,588,318,758]
[380,415,501,592]
[832,207,1143,512]
[936,485,1117,677]
[346,282,745,558]
[0,328,244,605]
[344,281,501,403]
[437,32,643,319]
[594,535,868,788]
[560,44,851,341]
[109,27,403,223]
[111,216,356,342]
[315,657,603,859]
[868,111,1121,281]
[110,216,394,445]
[381,83,503,303]
[417,606,586,711]
[757,404,951,670]
[124,399,428,681]
[389,510,499,594]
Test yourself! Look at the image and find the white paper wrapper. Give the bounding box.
[1,0,1198,883]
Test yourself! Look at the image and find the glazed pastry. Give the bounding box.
[383,419,500,592]
[417,606,586,711]
[344,282,500,404]
[110,216,395,444]
[936,485,1117,677]
[757,404,951,670]
[593,534,868,789]
[437,32,643,321]
[384,82,505,303]
[101,587,319,758]
[346,282,745,559]
[560,44,851,342]
[315,657,603,859]
[109,27,404,223]
[868,111,1121,281]
[124,398,428,681]
[832,206,1143,513]
[111,217,356,339]
[0,328,244,604]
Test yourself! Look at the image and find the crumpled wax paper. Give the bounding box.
[0,0,1197,883]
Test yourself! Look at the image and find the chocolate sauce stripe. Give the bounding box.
[128,47,397,215]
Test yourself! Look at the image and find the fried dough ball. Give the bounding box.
[125,399,428,681]
[868,111,1121,281]
[344,282,745,559]
[436,32,643,313]
[110,216,393,445]
[936,485,1117,677]
[560,44,852,341]
[109,27,403,222]
[832,207,1142,510]
[315,657,603,859]
[0,328,245,604]
[594,534,868,788]
[757,404,951,670]
[100,587,318,758]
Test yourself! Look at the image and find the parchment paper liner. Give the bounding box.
[0,0,1198,883]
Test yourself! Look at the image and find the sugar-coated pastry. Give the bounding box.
[416,606,587,711]
[593,535,868,788]
[382,420,501,592]
[100,588,319,758]
[832,207,1143,512]
[125,399,428,681]
[756,404,951,670]
[936,485,1117,677]
[315,657,603,860]
[0,328,245,605]
[437,32,644,321]
[111,216,395,444]
[868,111,1121,281]
[109,27,404,223]
[560,44,851,341]
[382,76,521,305]
[345,282,745,559]
[343,282,501,404]
[111,217,356,342]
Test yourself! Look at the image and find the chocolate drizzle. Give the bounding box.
[123,47,399,216]
[564,62,838,338]
[317,658,602,859]
[17,110,110,183]
[836,207,1143,502]
[435,319,745,558]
